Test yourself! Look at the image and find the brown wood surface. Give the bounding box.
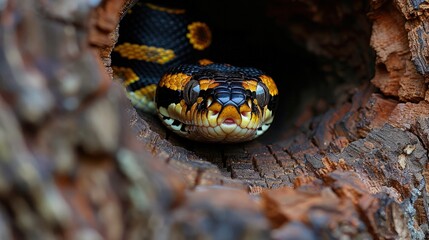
[0,0,428,239]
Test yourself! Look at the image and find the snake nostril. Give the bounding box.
[211,110,219,115]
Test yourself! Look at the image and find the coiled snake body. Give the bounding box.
[112,0,279,142]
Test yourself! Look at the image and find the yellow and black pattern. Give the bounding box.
[111,0,210,112]
[113,43,176,64]
[112,0,279,142]
[187,22,212,50]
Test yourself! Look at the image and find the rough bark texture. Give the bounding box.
[0,0,429,239]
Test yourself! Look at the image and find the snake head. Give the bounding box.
[155,63,278,143]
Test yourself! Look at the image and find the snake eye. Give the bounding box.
[184,80,200,105]
[255,82,270,107]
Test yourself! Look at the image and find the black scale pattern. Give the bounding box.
[168,63,267,108]
[211,77,249,107]
[156,63,268,109]
[169,63,265,79]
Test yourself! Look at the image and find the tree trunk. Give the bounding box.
[0,0,428,239]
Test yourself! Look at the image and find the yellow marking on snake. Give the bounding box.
[112,66,139,86]
[199,79,220,90]
[187,22,212,50]
[114,43,175,64]
[133,84,157,98]
[217,105,242,126]
[158,73,192,91]
[242,80,258,92]
[198,59,214,65]
[126,84,157,112]
[259,75,278,96]
[146,3,186,14]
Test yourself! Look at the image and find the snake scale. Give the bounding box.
[111,0,279,142]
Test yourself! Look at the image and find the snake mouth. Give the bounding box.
[157,96,275,142]
[192,123,260,142]
[223,118,236,125]
[158,110,269,142]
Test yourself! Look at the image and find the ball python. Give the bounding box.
[111,0,279,143]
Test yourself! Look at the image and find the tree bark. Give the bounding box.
[0,0,428,239]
